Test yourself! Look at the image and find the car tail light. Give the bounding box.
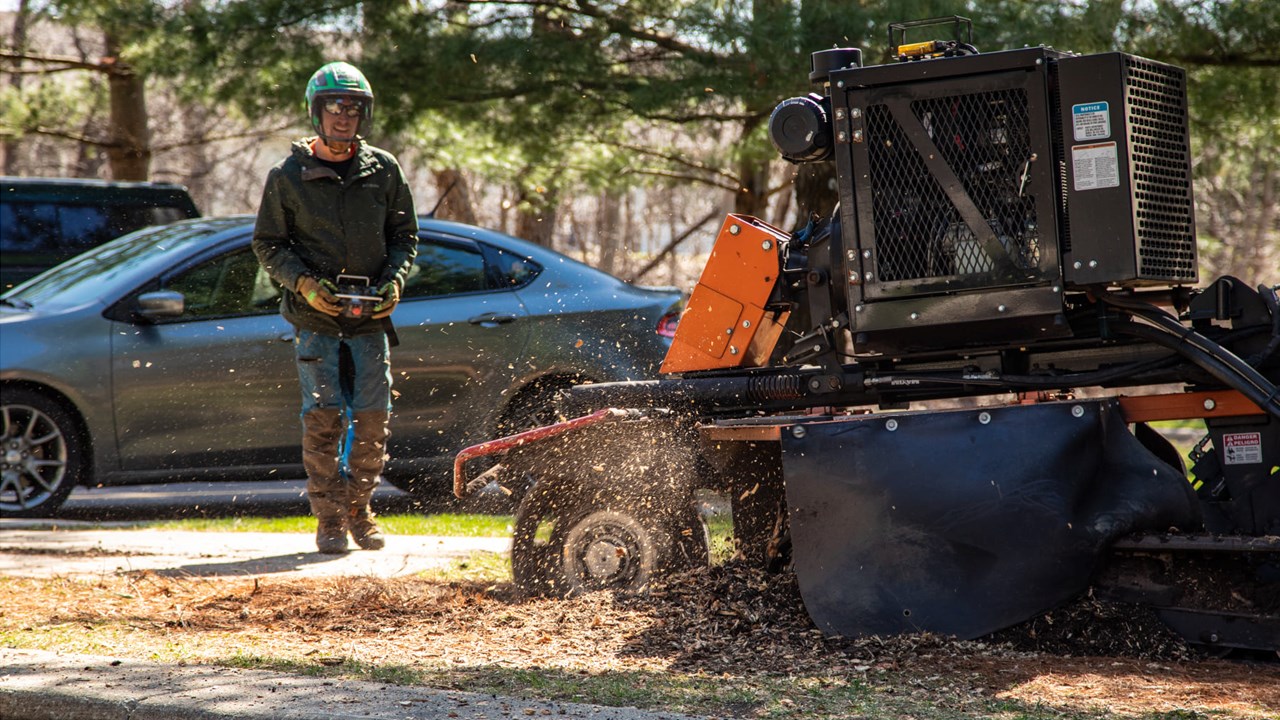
[656,310,680,339]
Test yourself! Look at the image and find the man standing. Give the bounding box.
[253,61,418,554]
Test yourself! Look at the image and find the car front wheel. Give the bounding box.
[0,387,85,517]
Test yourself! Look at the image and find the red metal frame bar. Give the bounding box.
[452,408,627,498]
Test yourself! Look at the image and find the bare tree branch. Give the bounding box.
[0,50,110,73]
[455,0,721,63]
[151,122,297,152]
[598,137,743,187]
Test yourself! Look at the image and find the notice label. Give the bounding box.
[1071,142,1120,191]
[1072,101,1111,141]
[1222,432,1263,466]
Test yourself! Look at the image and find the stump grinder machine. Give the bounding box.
[455,18,1280,653]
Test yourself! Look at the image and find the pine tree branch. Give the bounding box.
[13,126,110,146]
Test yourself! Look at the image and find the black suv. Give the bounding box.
[1,177,201,290]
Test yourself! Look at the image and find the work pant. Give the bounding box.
[295,330,392,520]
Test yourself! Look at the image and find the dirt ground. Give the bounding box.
[2,559,1277,719]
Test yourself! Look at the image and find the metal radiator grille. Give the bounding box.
[866,89,1040,283]
[1125,56,1196,281]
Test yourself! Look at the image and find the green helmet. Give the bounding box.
[305,61,374,140]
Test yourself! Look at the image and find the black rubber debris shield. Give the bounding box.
[783,400,1201,640]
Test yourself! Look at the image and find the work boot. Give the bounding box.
[349,506,385,550]
[316,514,349,554]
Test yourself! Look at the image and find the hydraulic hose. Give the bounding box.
[1246,283,1280,367]
[867,353,1182,391]
[1096,292,1280,415]
[1110,320,1280,417]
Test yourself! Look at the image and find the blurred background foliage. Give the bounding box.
[1,0,1276,284]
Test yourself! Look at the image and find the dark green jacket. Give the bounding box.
[253,138,418,336]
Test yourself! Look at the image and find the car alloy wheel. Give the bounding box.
[0,389,83,517]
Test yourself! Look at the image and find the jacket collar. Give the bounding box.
[294,138,378,183]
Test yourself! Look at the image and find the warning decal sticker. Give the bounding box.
[1222,432,1263,466]
[1072,101,1111,141]
[1071,142,1120,191]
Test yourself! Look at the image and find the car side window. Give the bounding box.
[486,244,542,289]
[402,239,489,299]
[164,247,280,319]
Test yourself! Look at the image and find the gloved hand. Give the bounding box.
[296,275,341,316]
[372,280,400,319]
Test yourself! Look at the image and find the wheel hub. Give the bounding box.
[581,537,629,580]
[5,446,25,465]
[561,511,653,593]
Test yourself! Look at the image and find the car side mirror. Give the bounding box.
[135,290,184,320]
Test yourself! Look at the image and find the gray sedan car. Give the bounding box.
[0,216,681,517]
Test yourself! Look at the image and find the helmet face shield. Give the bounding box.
[306,62,374,141]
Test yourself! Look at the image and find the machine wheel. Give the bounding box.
[511,476,707,597]
[671,504,711,568]
[511,477,574,596]
[0,387,85,518]
[560,508,671,595]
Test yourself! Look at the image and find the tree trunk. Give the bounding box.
[432,168,478,223]
[1243,160,1277,283]
[2,0,31,175]
[515,193,558,247]
[732,113,773,218]
[793,162,838,222]
[597,190,623,274]
[103,31,151,180]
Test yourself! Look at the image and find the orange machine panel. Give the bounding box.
[1118,390,1265,423]
[661,214,786,373]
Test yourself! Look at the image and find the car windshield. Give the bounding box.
[2,218,246,310]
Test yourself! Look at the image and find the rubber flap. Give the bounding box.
[783,400,1200,639]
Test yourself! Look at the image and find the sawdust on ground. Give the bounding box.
[2,561,1276,719]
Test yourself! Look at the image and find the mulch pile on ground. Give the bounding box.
[627,559,1199,674]
[169,557,1200,670]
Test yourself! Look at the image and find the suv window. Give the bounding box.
[1,178,200,289]
[1,202,191,255]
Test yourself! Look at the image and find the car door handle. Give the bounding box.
[278,332,296,343]
[468,312,518,326]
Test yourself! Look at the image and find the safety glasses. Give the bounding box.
[322,99,366,118]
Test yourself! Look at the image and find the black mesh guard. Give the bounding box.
[866,88,1041,283]
[1124,56,1196,282]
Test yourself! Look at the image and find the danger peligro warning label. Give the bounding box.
[1222,432,1263,466]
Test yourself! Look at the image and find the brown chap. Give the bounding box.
[302,407,347,519]
[346,411,390,547]
[346,410,390,507]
